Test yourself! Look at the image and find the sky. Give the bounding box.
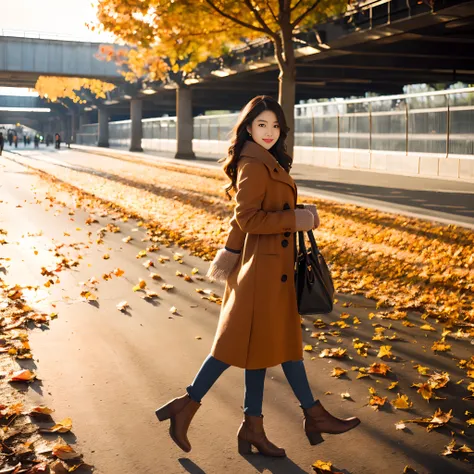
[0,0,113,42]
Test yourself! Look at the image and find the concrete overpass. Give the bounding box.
[0,33,123,88]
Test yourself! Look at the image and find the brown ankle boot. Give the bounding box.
[155,394,201,452]
[237,414,286,457]
[303,400,360,445]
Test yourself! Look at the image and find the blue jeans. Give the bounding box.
[186,354,319,417]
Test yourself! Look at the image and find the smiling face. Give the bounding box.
[246,110,281,150]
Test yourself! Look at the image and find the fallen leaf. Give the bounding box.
[10,369,36,382]
[52,443,81,460]
[117,301,129,312]
[40,417,73,433]
[391,393,413,410]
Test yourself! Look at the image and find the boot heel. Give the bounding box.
[155,404,171,421]
[306,431,324,445]
[237,438,252,454]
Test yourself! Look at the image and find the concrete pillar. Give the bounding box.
[98,107,109,147]
[130,99,143,152]
[71,112,77,143]
[174,86,195,160]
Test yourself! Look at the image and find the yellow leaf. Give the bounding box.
[40,417,73,433]
[331,367,347,378]
[432,341,451,352]
[391,393,413,410]
[377,345,393,359]
[311,459,333,471]
[368,362,391,376]
[414,364,431,375]
[420,324,436,331]
[52,443,81,460]
[30,405,54,415]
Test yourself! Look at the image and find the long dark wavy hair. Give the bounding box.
[218,95,293,200]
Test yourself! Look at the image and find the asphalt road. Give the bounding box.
[0,149,472,474]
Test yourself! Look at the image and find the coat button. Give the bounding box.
[281,274,288,282]
[284,232,291,237]
[281,239,289,248]
[283,203,290,210]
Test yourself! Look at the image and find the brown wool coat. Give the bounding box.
[210,140,303,369]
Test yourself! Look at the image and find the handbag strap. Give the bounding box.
[306,230,320,254]
[298,231,308,258]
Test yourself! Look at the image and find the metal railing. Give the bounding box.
[77,87,474,157]
[0,28,113,43]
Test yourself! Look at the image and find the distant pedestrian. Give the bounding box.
[155,95,360,457]
[55,133,61,150]
[23,135,27,147]
[8,132,13,146]
[0,132,4,155]
[34,135,40,148]
[13,135,18,148]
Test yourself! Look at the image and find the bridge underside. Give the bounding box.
[186,0,474,110]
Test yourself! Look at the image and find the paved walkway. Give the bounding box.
[72,144,474,230]
[1,152,472,474]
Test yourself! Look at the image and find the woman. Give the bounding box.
[155,96,360,457]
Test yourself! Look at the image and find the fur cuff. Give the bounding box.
[294,209,314,231]
[206,248,240,283]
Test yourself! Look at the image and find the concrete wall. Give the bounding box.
[192,140,474,182]
[83,137,474,182]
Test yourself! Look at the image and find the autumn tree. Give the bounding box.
[35,76,116,103]
[93,0,350,155]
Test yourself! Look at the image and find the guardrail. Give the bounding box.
[0,28,112,43]
[77,88,474,158]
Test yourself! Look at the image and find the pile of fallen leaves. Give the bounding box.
[6,152,473,337]
[0,276,91,472]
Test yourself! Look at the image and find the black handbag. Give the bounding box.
[294,230,335,315]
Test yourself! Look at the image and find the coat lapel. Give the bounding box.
[240,141,296,201]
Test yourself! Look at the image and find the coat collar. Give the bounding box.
[240,141,296,197]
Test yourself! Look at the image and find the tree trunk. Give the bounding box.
[278,67,296,158]
[275,11,297,159]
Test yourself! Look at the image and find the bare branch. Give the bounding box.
[243,0,278,38]
[291,0,322,29]
[265,0,279,25]
[204,0,267,34]
[290,0,304,13]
